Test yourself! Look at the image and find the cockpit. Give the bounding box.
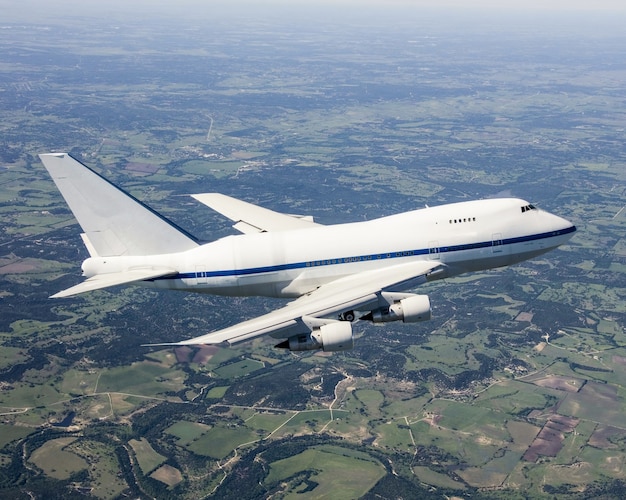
[521,204,536,213]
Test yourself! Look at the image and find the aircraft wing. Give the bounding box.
[191,193,320,233]
[51,268,177,298]
[148,259,444,347]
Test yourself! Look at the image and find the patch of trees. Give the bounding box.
[319,372,345,398]
[0,428,88,497]
[346,366,374,378]
[0,477,87,500]
[580,479,626,498]
[406,367,448,386]
[532,302,575,333]
[362,473,445,500]
[406,351,502,390]
[132,401,207,438]
[356,347,407,378]
[0,292,61,332]
[222,362,311,409]
[0,351,48,383]
[570,362,612,373]
[114,445,140,498]
[181,365,217,387]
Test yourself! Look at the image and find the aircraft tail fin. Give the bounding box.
[39,153,199,257]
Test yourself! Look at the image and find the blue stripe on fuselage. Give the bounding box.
[150,225,576,282]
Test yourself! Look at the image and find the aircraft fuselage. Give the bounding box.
[81,197,575,299]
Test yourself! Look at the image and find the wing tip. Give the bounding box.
[39,151,68,157]
[141,340,231,348]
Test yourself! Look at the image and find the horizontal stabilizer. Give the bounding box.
[191,193,320,233]
[51,268,176,298]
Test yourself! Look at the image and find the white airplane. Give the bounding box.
[39,153,576,352]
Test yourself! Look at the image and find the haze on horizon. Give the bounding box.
[3,0,626,22]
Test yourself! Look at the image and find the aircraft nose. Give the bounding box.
[557,214,576,234]
[546,211,576,243]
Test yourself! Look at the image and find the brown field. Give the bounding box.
[125,162,160,174]
[548,414,579,433]
[529,375,585,393]
[580,382,618,401]
[0,262,37,274]
[515,312,534,322]
[174,345,219,364]
[524,415,579,462]
[612,355,626,366]
[150,464,183,487]
[559,381,625,428]
[588,425,626,450]
[192,346,219,363]
[174,346,194,363]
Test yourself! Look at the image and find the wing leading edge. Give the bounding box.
[146,260,444,347]
[191,193,320,233]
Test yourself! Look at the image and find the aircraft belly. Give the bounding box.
[442,232,570,274]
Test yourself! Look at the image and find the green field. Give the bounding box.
[186,424,259,459]
[28,437,87,480]
[95,362,186,396]
[0,424,33,449]
[165,421,212,445]
[212,358,265,379]
[265,446,385,498]
[129,438,167,475]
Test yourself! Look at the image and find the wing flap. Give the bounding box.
[51,268,177,298]
[150,260,444,347]
[191,193,320,233]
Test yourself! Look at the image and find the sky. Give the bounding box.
[3,0,626,19]
[2,0,625,37]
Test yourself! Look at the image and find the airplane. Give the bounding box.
[39,152,576,352]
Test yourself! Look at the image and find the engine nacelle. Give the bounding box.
[368,294,431,324]
[276,322,354,352]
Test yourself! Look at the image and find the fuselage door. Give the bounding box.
[492,233,503,253]
[428,241,440,260]
[195,265,207,285]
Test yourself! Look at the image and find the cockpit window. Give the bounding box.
[521,204,536,213]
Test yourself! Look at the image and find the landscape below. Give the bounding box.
[0,5,625,499]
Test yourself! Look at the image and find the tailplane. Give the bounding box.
[39,153,199,256]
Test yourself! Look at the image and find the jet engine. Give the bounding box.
[275,321,354,352]
[363,294,431,323]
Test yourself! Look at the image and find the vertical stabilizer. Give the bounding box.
[40,153,199,256]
